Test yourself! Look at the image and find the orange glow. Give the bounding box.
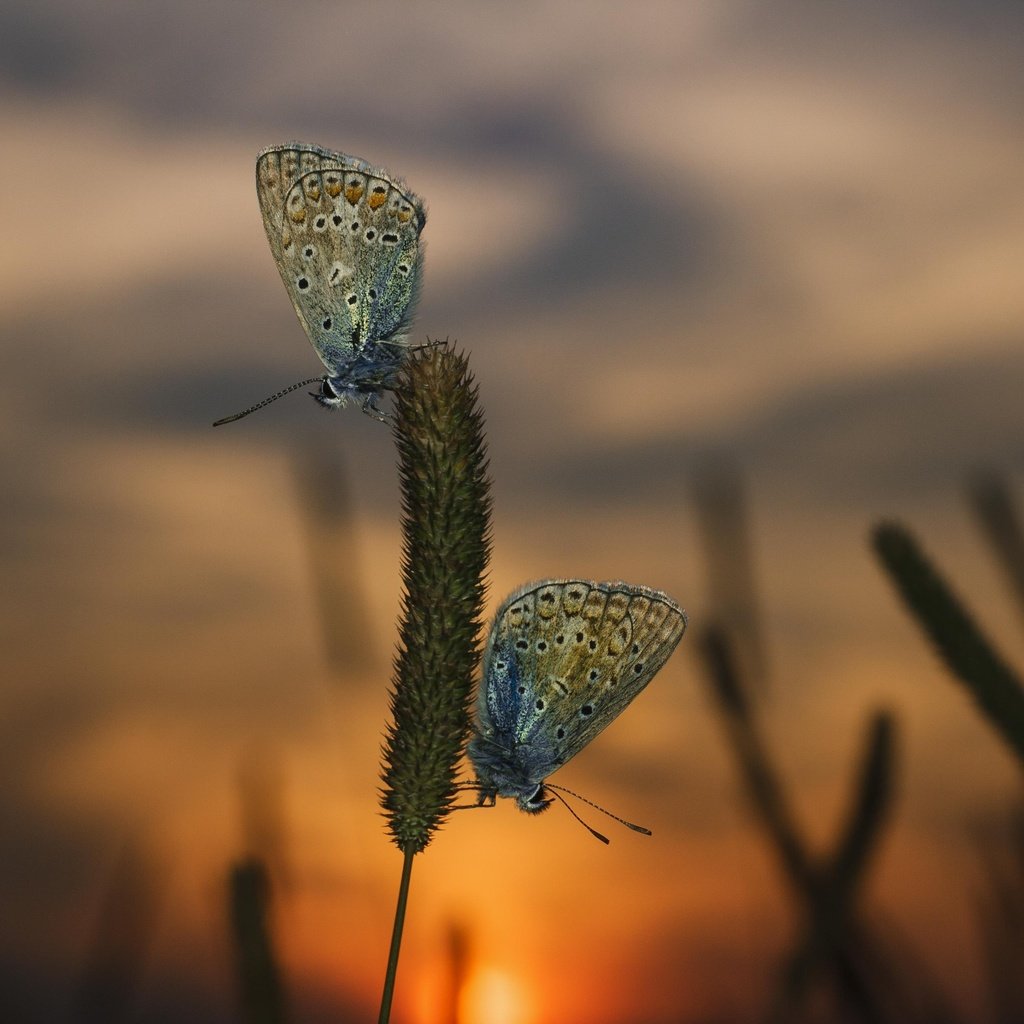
[459,967,534,1024]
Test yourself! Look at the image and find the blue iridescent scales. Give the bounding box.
[255,142,426,419]
[468,579,687,816]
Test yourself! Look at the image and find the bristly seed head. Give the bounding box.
[380,341,492,853]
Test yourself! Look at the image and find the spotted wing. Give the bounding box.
[478,579,687,783]
[255,142,426,377]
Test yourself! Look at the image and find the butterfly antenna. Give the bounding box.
[548,788,610,844]
[212,376,325,426]
[548,784,652,836]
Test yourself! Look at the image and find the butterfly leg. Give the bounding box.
[449,783,496,811]
[359,392,390,423]
[407,336,445,353]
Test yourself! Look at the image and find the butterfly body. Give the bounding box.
[468,580,687,814]
[255,143,426,418]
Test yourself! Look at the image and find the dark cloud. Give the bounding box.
[506,338,1024,510]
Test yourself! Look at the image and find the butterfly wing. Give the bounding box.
[255,143,426,380]
[476,580,687,787]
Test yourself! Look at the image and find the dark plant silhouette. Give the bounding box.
[698,626,920,1023]
[228,857,287,1024]
[873,521,1024,766]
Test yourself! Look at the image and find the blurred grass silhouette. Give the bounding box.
[228,857,287,1024]
[691,460,770,692]
[973,805,1024,1023]
[968,472,1024,628]
[74,839,160,1024]
[698,625,910,1022]
[290,444,377,680]
[873,520,1024,765]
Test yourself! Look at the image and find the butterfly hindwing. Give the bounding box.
[255,143,426,380]
[478,580,687,783]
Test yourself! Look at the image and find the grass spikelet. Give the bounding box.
[380,341,492,852]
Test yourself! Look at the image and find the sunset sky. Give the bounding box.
[2,2,1024,1022]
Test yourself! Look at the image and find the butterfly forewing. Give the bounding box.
[255,143,426,378]
[479,580,687,780]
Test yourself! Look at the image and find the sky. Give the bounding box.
[2,2,1024,1022]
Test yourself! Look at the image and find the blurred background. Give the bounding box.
[2,2,1023,1022]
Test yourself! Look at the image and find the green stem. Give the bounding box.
[378,845,416,1024]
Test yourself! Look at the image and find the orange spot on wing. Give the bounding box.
[345,185,365,205]
[368,191,387,210]
[290,209,307,224]
[326,181,342,197]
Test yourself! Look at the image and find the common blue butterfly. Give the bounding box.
[215,143,426,425]
[468,580,687,819]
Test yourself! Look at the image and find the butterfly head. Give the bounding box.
[311,366,396,421]
[313,376,346,409]
[468,731,554,814]
[516,784,554,815]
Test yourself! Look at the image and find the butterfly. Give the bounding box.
[468,580,687,822]
[214,142,426,425]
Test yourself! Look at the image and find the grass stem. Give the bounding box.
[378,845,416,1024]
